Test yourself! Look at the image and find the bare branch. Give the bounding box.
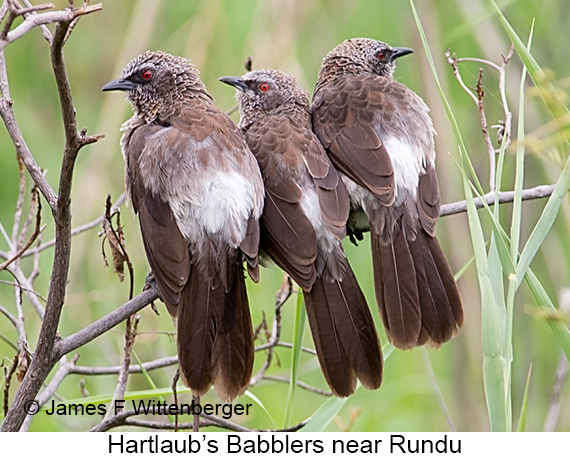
[0,189,45,272]
[439,184,556,217]
[20,354,79,432]
[250,275,292,386]
[102,314,140,423]
[0,0,54,41]
[446,46,514,192]
[19,0,53,41]
[3,353,19,418]
[3,266,47,318]
[91,409,308,432]
[262,375,333,396]
[0,2,102,50]
[0,303,18,327]
[10,154,26,245]
[192,394,200,432]
[68,356,178,376]
[54,288,158,359]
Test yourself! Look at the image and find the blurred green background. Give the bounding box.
[1,0,570,432]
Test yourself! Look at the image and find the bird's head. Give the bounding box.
[219,69,310,127]
[322,38,413,79]
[102,51,210,123]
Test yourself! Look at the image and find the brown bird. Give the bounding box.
[220,69,382,397]
[312,38,463,349]
[102,51,264,401]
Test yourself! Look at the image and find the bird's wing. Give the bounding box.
[417,161,441,237]
[245,118,318,291]
[123,123,191,316]
[301,125,350,240]
[312,74,396,205]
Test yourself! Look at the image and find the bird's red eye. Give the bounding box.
[377,51,385,61]
[259,83,269,92]
[142,70,152,80]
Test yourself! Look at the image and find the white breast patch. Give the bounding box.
[383,136,425,202]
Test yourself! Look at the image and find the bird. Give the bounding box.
[220,68,382,397]
[312,38,463,350]
[102,51,264,401]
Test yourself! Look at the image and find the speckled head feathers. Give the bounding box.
[103,50,211,123]
[319,38,413,80]
[220,68,310,129]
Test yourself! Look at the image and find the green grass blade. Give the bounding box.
[302,344,395,432]
[300,394,348,433]
[421,348,456,432]
[486,235,510,432]
[487,0,570,120]
[463,163,509,431]
[283,290,306,427]
[243,390,277,430]
[132,349,175,423]
[411,0,512,430]
[33,385,193,412]
[525,269,570,361]
[515,160,570,285]
[408,1,461,146]
[132,350,158,389]
[510,20,532,262]
[516,365,532,432]
[487,0,570,289]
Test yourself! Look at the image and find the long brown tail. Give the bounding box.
[371,224,463,349]
[304,265,383,397]
[409,232,464,346]
[177,262,254,401]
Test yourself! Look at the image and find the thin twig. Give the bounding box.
[103,314,140,422]
[250,274,292,386]
[446,46,514,192]
[18,0,53,41]
[3,353,18,418]
[262,375,333,396]
[91,409,308,432]
[439,184,555,217]
[192,394,200,432]
[68,355,178,376]
[10,153,26,246]
[23,193,126,257]
[0,190,45,272]
[0,2,102,50]
[0,303,18,327]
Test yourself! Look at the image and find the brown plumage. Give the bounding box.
[312,38,463,349]
[220,69,382,397]
[102,51,264,401]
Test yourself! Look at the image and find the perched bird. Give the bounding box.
[220,69,382,397]
[312,38,463,349]
[102,51,264,401]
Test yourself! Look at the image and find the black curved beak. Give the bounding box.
[219,76,250,92]
[102,78,137,92]
[390,47,414,63]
